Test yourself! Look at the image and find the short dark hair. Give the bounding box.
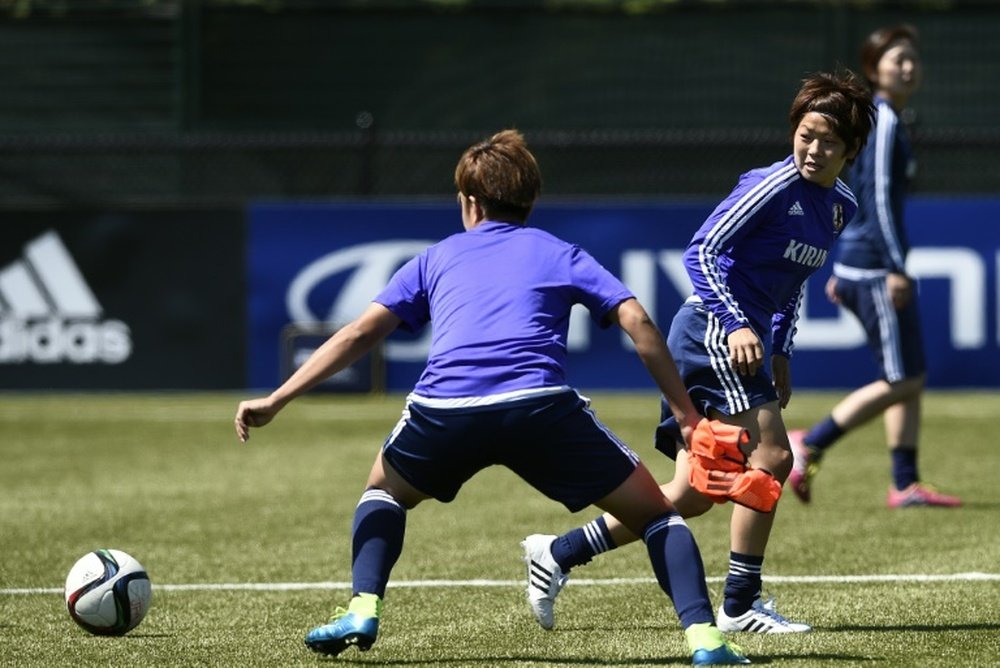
[454,129,542,223]
[861,24,920,88]
[789,70,875,163]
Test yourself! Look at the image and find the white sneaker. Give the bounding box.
[717,596,812,633]
[520,534,568,630]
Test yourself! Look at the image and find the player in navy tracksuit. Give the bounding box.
[235,130,750,665]
[788,25,961,509]
[522,71,874,635]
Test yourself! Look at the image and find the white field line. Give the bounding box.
[5,572,999,595]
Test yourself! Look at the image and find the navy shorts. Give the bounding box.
[654,301,778,459]
[382,390,639,512]
[833,275,925,382]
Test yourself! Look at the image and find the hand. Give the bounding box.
[678,415,702,452]
[825,275,840,304]
[771,355,792,408]
[234,397,282,443]
[886,272,912,310]
[727,327,764,376]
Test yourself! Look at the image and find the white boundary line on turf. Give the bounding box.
[4,572,999,595]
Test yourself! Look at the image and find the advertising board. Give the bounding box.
[0,212,245,390]
[248,199,1000,391]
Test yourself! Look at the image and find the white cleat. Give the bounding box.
[717,596,812,634]
[520,534,568,630]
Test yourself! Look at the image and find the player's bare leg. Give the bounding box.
[830,377,923,431]
[791,376,924,503]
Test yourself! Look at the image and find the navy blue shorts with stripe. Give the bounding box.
[833,275,925,382]
[381,390,639,512]
[654,301,778,460]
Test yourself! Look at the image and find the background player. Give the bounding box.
[788,25,961,509]
[522,71,874,635]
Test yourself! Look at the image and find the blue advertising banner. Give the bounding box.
[248,198,1000,391]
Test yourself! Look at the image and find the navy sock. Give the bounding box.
[804,416,844,452]
[642,512,714,628]
[891,447,918,490]
[723,552,763,617]
[551,516,617,572]
[351,487,406,598]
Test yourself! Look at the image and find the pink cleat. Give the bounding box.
[887,482,962,508]
[787,430,819,504]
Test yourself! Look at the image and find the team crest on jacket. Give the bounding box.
[832,203,845,232]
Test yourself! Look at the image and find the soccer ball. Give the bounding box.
[64,549,151,636]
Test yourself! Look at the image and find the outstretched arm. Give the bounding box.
[608,298,701,445]
[234,303,401,442]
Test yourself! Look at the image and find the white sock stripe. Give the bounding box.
[729,562,762,569]
[643,517,669,539]
[728,565,762,574]
[642,512,683,540]
[583,520,610,554]
[357,489,405,511]
[728,561,763,576]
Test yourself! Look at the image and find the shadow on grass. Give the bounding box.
[824,621,1000,633]
[300,622,1000,665]
[322,655,696,666]
[316,654,876,665]
[946,500,1000,510]
[320,657,694,665]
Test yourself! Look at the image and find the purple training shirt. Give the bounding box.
[375,220,634,399]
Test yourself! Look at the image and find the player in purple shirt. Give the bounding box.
[384,216,630,399]
[522,71,874,636]
[234,130,748,665]
[788,25,961,509]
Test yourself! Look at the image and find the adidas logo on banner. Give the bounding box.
[0,230,132,364]
[787,201,805,216]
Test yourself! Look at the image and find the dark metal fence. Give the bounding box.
[0,1,996,208]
